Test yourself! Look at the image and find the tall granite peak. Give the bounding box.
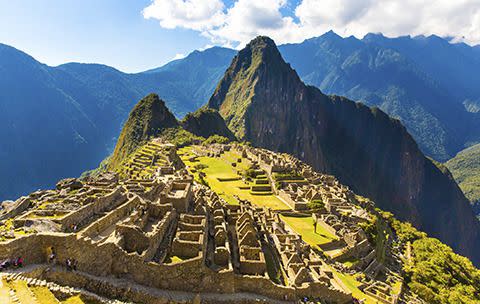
[208,36,480,265]
[109,93,178,169]
[208,35,301,139]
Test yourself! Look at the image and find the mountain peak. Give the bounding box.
[108,93,178,169]
[208,35,300,139]
[246,35,277,49]
[322,29,341,38]
[239,35,283,64]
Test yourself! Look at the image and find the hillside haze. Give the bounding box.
[208,36,480,265]
[1,32,480,203]
[0,44,234,200]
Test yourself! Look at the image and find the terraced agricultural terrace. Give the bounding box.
[0,141,422,303]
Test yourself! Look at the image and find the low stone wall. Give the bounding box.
[58,186,126,231]
[318,219,338,236]
[318,239,346,252]
[142,211,176,261]
[0,232,352,303]
[80,196,141,240]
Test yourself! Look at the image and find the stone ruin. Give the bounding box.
[0,143,407,303]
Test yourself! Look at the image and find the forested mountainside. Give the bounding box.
[446,143,480,215]
[208,36,480,266]
[0,44,233,200]
[1,31,479,201]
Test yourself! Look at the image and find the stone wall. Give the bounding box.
[142,210,176,261]
[58,186,127,231]
[0,231,352,303]
[80,196,141,240]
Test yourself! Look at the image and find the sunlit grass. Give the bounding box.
[280,214,337,246]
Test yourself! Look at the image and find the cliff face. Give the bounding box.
[208,36,480,265]
[109,93,178,169]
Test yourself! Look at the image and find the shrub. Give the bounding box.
[307,199,325,211]
[203,135,230,145]
[194,164,208,171]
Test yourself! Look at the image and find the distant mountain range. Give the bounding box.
[0,44,234,200]
[1,31,479,201]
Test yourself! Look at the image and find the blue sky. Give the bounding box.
[0,0,210,72]
[1,0,479,72]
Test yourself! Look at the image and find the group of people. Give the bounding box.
[0,256,23,270]
[49,247,78,271]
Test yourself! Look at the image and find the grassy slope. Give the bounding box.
[445,143,480,203]
[180,147,288,209]
[280,214,337,246]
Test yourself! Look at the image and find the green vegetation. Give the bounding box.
[280,214,337,247]
[9,280,37,303]
[330,269,379,304]
[208,36,290,139]
[379,212,480,303]
[108,94,179,170]
[30,286,61,304]
[445,143,480,205]
[181,107,236,140]
[358,211,391,263]
[203,134,230,145]
[164,255,188,263]
[307,199,325,212]
[158,127,204,148]
[180,147,287,209]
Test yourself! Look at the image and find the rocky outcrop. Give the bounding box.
[208,36,480,265]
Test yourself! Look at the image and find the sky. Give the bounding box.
[1,0,479,73]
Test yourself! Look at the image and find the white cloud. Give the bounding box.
[143,0,480,47]
[172,53,186,60]
[143,0,226,31]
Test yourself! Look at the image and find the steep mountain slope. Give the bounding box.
[279,32,478,160]
[107,93,235,170]
[108,94,178,170]
[446,143,480,207]
[0,45,233,200]
[138,46,236,115]
[1,34,479,201]
[208,36,480,265]
[0,44,105,201]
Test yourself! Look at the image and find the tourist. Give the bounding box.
[49,248,56,264]
[66,258,72,271]
[14,256,23,267]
